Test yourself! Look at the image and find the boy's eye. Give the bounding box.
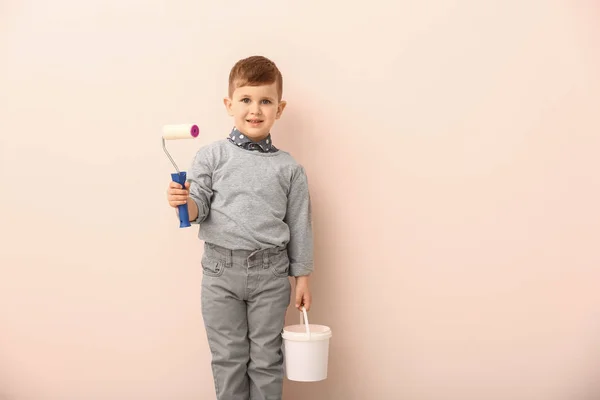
[240,98,272,104]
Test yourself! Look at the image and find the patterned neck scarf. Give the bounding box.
[227,127,278,153]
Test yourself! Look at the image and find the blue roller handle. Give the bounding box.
[171,171,191,228]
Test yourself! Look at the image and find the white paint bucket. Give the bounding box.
[282,307,332,382]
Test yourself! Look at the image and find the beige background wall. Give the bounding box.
[2,1,600,399]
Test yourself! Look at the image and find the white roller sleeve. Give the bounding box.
[162,124,200,140]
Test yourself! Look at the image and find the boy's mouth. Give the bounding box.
[247,119,263,124]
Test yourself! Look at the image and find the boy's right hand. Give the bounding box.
[167,181,190,208]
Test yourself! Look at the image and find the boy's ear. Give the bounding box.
[223,97,234,116]
[276,100,287,119]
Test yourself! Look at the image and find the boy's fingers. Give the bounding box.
[295,292,303,309]
[302,294,310,311]
[169,197,188,203]
[167,188,188,195]
[295,292,312,311]
[169,181,189,190]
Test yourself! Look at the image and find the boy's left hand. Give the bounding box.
[294,276,312,311]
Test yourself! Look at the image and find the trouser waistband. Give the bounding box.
[204,242,287,268]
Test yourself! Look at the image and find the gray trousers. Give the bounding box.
[201,242,291,400]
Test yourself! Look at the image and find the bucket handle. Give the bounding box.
[300,306,311,340]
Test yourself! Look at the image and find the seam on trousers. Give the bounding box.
[201,294,220,396]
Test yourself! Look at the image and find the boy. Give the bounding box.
[166,55,314,400]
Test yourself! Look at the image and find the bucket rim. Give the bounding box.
[284,307,332,341]
[282,329,332,341]
[283,323,331,332]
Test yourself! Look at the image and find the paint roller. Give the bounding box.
[162,124,200,228]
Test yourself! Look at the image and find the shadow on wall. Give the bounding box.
[277,98,338,326]
[563,322,600,400]
[577,372,600,400]
[276,102,313,160]
[0,374,9,400]
[278,92,348,400]
[578,351,600,400]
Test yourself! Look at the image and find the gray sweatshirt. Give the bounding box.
[187,138,313,277]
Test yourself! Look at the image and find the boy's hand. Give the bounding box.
[294,276,312,312]
[167,181,190,208]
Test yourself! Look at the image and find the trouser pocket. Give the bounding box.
[269,251,289,278]
[202,255,225,278]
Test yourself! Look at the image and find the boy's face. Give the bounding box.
[224,82,287,141]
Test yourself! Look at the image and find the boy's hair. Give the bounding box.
[228,56,283,101]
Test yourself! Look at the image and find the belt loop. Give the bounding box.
[263,249,270,269]
[226,248,232,268]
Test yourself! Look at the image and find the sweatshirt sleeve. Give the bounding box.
[284,165,314,276]
[186,147,213,224]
